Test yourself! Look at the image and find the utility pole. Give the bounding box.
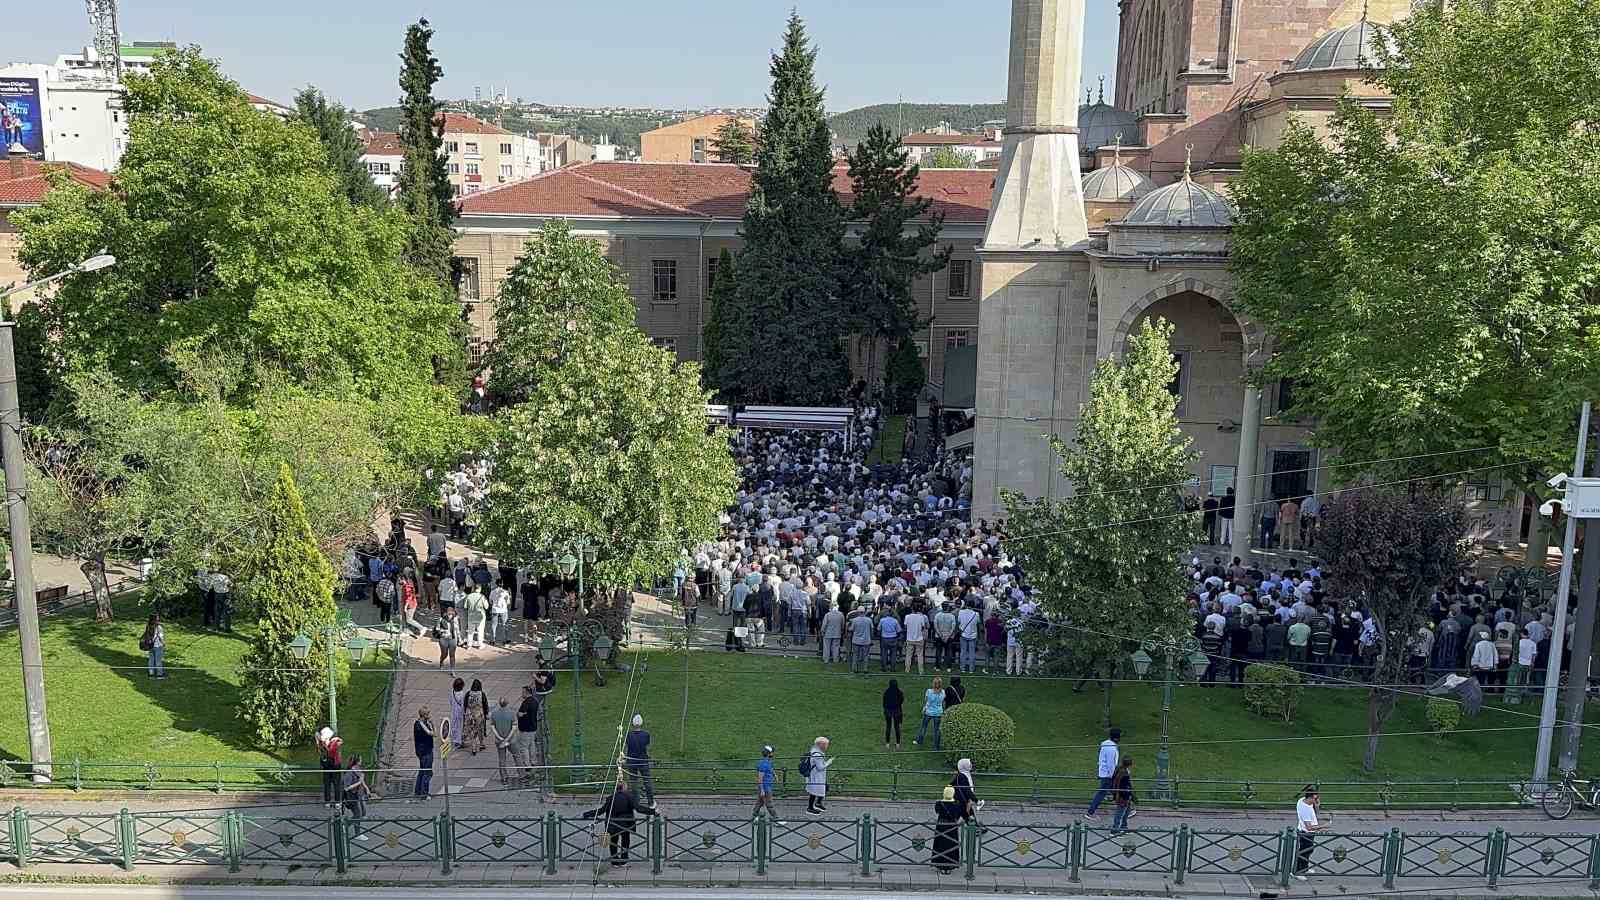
[0,255,115,783]
[1534,401,1591,789]
[1560,414,1600,773]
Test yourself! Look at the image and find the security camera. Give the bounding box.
[1541,499,1562,517]
[1548,473,1571,490]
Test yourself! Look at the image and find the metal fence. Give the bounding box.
[5,806,1599,889]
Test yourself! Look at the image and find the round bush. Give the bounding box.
[941,702,1016,770]
[1425,697,1461,739]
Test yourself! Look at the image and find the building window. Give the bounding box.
[1208,464,1237,497]
[653,336,678,355]
[464,184,480,194]
[499,163,513,178]
[1464,470,1504,502]
[444,141,459,153]
[466,336,487,368]
[706,256,721,293]
[464,141,480,156]
[499,142,512,155]
[948,259,973,299]
[448,162,460,175]
[652,259,678,303]
[1275,377,1299,417]
[367,161,391,174]
[465,162,480,176]
[455,257,481,302]
[945,329,971,350]
[1169,352,1188,417]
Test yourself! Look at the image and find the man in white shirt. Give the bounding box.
[1470,635,1499,683]
[463,587,489,649]
[1084,728,1121,818]
[903,606,929,674]
[488,584,511,646]
[1294,788,1327,879]
[956,603,982,674]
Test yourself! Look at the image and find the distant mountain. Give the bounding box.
[827,103,1007,145]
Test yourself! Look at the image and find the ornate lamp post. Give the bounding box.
[1131,636,1205,799]
[288,625,371,733]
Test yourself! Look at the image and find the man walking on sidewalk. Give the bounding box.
[753,745,784,824]
[1084,728,1120,819]
[1294,786,1328,880]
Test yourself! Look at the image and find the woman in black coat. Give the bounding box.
[883,678,905,750]
[931,785,963,874]
[584,780,645,865]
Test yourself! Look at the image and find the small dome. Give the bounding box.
[1121,177,1234,227]
[1078,101,1141,152]
[1291,20,1389,71]
[1082,163,1155,203]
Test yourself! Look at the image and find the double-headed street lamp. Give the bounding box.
[1130,636,1208,800]
[541,620,612,770]
[288,625,372,733]
[1,254,117,782]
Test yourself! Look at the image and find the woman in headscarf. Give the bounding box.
[951,758,979,820]
[463,678,489,754]
[448,677,467,750]
[931,785,963,874]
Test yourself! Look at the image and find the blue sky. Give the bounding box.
[7,1,1122,112]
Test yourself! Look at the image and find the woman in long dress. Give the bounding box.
[932,785,963,874]
[463,678,489,754]
[448,677,467,749]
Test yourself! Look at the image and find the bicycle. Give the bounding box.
[1541,771,1598,820]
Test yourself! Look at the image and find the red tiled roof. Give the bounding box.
[459,161,993,224]
[0,159,112,206]
[439,112,512,136]
[246,92,292,112]
[903,133,991,146]
[362,131,404,155]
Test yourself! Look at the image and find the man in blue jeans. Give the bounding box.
[956,603,981,673]
[1084,728,1121,819]
[413,707,436,800]
[849,610,874,674]
[878,612,902,671]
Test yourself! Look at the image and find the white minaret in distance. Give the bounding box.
[982,0,1090,249]
[972,0,1093,517]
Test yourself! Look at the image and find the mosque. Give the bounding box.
[969,0,1518,556]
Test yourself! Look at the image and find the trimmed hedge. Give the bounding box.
[1425,697,1461,739]
[1242,664,1304,723]
[942,702,1016,770]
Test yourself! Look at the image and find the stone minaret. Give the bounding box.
[972,0,1093,517]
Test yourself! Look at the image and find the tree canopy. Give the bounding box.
[295,86,388,208]
[711,118,758,165]
[919,147,978,169]
[395,18,457,287]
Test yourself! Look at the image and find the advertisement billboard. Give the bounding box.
[0,77,45,160]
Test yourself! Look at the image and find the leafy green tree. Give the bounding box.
[237,464,342,747]
[1005,319,1199,722]
[478,330,736,593]
[711,13,850,404]
[1230,0,1600,554]
[395,18,457,286]
[294,86,388,208]
[13,303,64,423]
[711,118,758,165]
[882,337,925,414]
[920,147,977,169]
[481,220,638,405]
[700,248,737,391]
[1316,486,1469,772]
[12,47,460,407]
[844,124,950,389]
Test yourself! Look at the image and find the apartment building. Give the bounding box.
[452,161,992,382]
[0,158,111,290]
[639,114,757,163]
[440,113,537,196]
[359,131,404,197]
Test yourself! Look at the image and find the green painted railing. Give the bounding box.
[3,806,1596,889]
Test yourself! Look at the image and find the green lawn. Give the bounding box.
[0,604,393,788]
[870,414,907,465]
[541,649,1598,806]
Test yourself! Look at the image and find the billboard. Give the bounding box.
[0,77,45,160]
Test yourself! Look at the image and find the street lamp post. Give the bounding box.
[0,254,116,782]
[288,625,371,733]
[1132,636,1206,800]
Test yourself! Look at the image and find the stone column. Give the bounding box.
[1230,385,1262,563]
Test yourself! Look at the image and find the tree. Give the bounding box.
[709,13,850,405]
[478,330,736,593]
[1229,0,1600,551]
[395,18,457,286]
[844,124,950,389]
[700,248,737,391]
[237,465,342,747]
[882,337,925,414]
[711,118,758,165]
[481,221,638,405]
[12,47,461,408]
[294,86,388,208]
[1005,319,1200,722]
[1315,487,1470,772]
[920,147,977,169]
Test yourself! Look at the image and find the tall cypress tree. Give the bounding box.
[700,248,738,390]
[710,13,849,404]
[396,18,456,286]
[844,123,950,390]
[294,86,388,208]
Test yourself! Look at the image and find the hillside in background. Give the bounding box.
[827,103,1007,145]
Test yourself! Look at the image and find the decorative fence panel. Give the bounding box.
[872,818,941,868]
[26,814,122,866]
[557,815,612,863]
[131,813,227,865]
[1186,828,1283,877]
[973,821,1074,870]
[1305,830,1388,879]
[452,816,545,864]
[1503,832,1595,882]
[1080,826,1178,874]
[238,815,332,866]
[661,816,753,867]
[1397,831,1493,880]
[346,816,440,865]
[767,817,858,865]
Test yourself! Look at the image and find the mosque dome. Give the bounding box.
[1120,172,1234,228]
[1290,20,1390,71]
[1078,100,1142,152]
[1082,162,1155,203]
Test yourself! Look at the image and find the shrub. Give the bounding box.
[1242,664,1304,722]
[942,702,1016,770]
[1425,697,1462,739]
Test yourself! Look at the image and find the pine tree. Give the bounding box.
[294,86,388,208]
[237,465,342,747]
[711,118,758,165]
[700,248,738,391]
[844,123,950,391]
[396,18,456,286]
[712,13,850,404]
[882,337,926,414]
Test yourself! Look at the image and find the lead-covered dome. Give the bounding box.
[1120,177,1234,227]
[1291,20,1389,71]
[1082,162,1155,203]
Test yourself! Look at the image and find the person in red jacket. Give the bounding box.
[316,726,344,807]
